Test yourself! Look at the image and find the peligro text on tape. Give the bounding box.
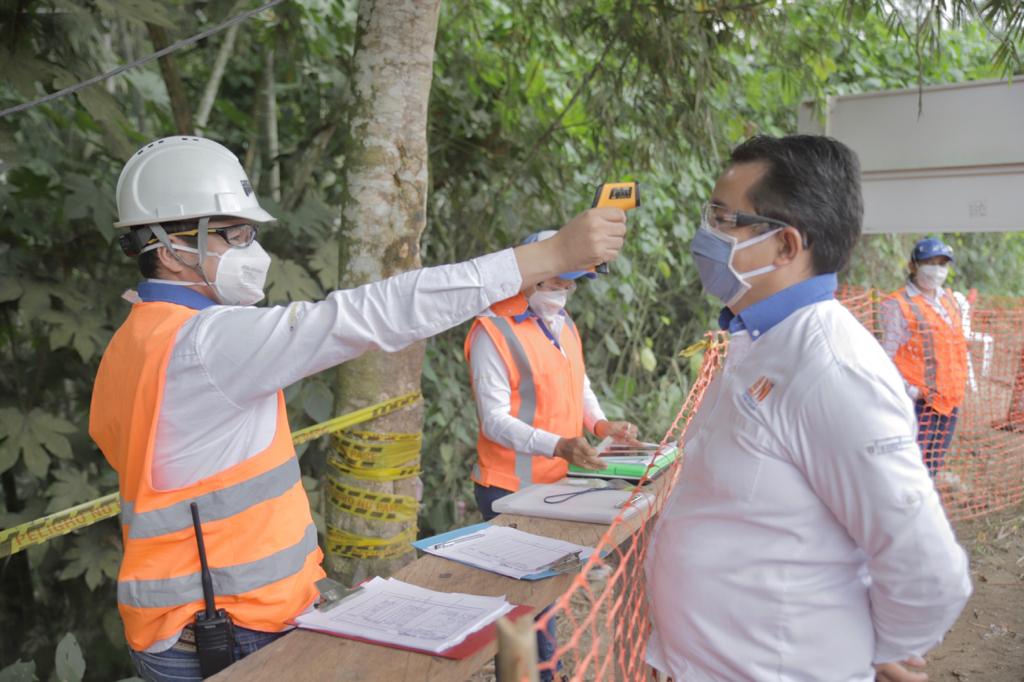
[0,494,120,559]
[326,479,417,522]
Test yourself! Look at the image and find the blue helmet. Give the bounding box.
[520,229,598,280]
[911,237,955,263]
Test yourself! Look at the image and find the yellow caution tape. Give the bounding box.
[326,526,416,560]
[0,391,422,559]
[326,479,418,522]
[328,452,421,482]
[325,424,424,558]
[0,494,120,559]
[291,391,421,444]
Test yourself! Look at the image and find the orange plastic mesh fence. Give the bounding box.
[836,284,1024,521]
[532,287,1024,680]
[531,331,728,682]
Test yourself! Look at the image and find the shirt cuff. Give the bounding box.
[584,412,606,435]
[473,248,523,305]
[533,430,561,457]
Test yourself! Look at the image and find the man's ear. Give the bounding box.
[774,226,803,263]
[155,242,188,276]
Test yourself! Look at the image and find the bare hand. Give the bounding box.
[875,656,928,682]
[551,207,627,272]
[554,437,607,470]
[513,208,626,287]
[595,420,642,445]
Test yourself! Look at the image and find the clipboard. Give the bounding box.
[413,523,585,580]
[568,443,680,481]
[296,603,534,660]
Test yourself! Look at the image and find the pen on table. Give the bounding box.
[432,532,486,550]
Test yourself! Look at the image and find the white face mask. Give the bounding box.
[916,264,949,291]
[150,241,272,306]
[528,289,569,321]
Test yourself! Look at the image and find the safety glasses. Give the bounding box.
[146,223,259,248]
[701,202,789,233]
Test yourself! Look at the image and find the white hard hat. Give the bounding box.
[114,136,275,228]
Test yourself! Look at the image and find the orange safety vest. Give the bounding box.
[89,302,324,652]
[465,312,586,491]
[889,287,968,415]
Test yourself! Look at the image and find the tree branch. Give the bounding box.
[283,123,338,211]
[195,0,249,131]
[146,23,194,135]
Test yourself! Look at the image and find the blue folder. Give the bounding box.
[413,522,579,580]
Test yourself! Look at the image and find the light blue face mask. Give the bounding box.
[690,220,781,307]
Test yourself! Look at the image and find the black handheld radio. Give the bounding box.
[190,502,236,678]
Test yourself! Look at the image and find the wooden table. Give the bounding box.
[213,479,664,681]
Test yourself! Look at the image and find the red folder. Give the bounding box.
[295,603,534,660]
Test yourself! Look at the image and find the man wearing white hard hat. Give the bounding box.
[464,229,640,682]
[88,137,627,681]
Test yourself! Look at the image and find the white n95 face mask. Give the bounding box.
[915,264,949,291]
[210,241,272,305]
[143,238,272,306]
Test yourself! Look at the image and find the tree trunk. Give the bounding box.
[146,24,194,135]
[260,45,281,201]
[327,0,442,585]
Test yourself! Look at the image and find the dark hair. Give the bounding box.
[729,134,863,274]
[136,220,200,278]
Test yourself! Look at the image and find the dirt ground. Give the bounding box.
[470,502,1024,681]
[926,503,1024,682]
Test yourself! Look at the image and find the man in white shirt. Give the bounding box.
[89,137,628,682]
[645,135,971,682]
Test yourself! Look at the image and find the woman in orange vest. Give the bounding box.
[91,138,627,681]
[464,229,639,681]
[880,237,968,480]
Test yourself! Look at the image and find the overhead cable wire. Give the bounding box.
[0,0,285,121]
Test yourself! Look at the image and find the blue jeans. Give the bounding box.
[475,483,561,682]
[915,400,959,476]
[129,625,286,682]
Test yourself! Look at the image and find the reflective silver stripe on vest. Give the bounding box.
[901,292,939,396]
[490,318,537,486]
[117,522,318,609]
[124,458,301,540]
[121,497,134,527]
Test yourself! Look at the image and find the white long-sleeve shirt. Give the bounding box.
[467,312,606,457]
[151,249,523,489]
[645,299,971,681]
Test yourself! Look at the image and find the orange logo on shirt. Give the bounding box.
[746,376,774,403]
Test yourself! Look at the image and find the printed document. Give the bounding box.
[293,577,513,653]
[423,525,594,579]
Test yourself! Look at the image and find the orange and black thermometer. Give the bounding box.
[591,181,640,273]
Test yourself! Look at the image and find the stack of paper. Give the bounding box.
[421,525,594,579]
[293,577,513,654]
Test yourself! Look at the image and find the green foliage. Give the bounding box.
[0,0,1019,676]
